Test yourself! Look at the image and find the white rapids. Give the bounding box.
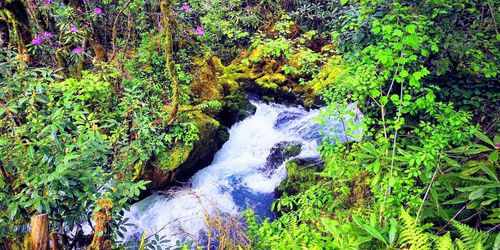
[120,99,360,247]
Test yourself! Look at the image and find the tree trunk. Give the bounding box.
[49,232,60,250]
[161,0,180,125]
[30,214,49,250]
[87,199,113,250]
[4,0,33,64]
[0,19,9,47]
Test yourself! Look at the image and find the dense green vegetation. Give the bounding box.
[0,0,499,249]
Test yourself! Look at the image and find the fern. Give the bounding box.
[455,239,468,250]
[398,209,432,250]
[431,232,454,250]
[452,221,489,249]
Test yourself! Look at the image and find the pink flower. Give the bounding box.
[40,32,53,40]
[69,25,78,32]
[31,37,43,46]
[43,0,54,7]
[195,26,204,36]
[72,47,83,55]
[181,5,190,11]
[93,7,102,15]
[204,2,212,8]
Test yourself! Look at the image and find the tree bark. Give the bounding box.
[49,232,60,250]
[87,199,113,250]
[161,0,180,126]
[0,19,9,47]
[4,0,33,64]
[30,214,49,250]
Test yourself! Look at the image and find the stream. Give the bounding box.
[120,99,357,248]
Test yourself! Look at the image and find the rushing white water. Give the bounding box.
[120,99,360,247]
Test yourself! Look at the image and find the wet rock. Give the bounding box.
[265,141,302,169]
[144,111,229,190]
[218,90,256,127]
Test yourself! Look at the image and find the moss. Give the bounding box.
[157,143,194,171]
[218,91,256,126]
[255,73,286,89]
[309,56,344,95]
[190,54,224,104]
[261,96,275,103]
[144,110,229,189]
[284,144,301,156]
[22,233,31,250]
[89,198,113,250]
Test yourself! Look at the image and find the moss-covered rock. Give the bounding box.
[144,111,229,189]
[218,91,256,127]
[265,141,302,169]
[216,30,343,108]
[190,54,225,104]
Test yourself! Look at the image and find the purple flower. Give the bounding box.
[82,23,89,29]
[69,25,78,32]
[495,143,500,148]
[40,32,53,40]
[72,47,83,55]
[31,37,43,46]
[43,0,54,7]
[181,5,190,11]
[204,2,212,8]
[93,7,103,15]
[195,26,204,36]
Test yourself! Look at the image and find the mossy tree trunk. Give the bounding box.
[3,0,32,64]
[87,199,113,250]
[160,0,180,126]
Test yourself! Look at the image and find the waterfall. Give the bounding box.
[119,99,360,248]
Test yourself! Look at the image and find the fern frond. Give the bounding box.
[455,238,467,250]
[398,209,432,250]
[431,232,454,250]
[452,221,489,249]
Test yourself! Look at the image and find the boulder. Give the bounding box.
[144,111,229,190]
[265,141,302,169]
[218,91,256,127]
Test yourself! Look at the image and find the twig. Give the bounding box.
[416,161,441,221]
[438,201,472,234]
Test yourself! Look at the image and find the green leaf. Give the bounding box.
[405,24,417,34]
[380,96,388,105]
[488,150,498,163]
[475,131,494,147]
[494,232,500,250]
[468,188,486,200]
[352,215,388,244]
[431,44,439,52]
[389,218,398,245]
[393,29,404,37]
[479,165,499,182]
[370,89,381,97]
[421,49,429,57]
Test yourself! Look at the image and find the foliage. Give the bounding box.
[1,0,499,248]
[245,0,499,249]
